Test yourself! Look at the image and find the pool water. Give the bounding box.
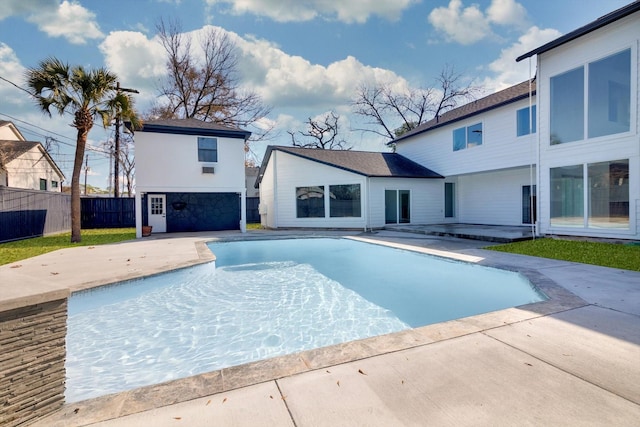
[66,238,546,402]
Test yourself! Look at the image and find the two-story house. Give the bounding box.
[134,118,251,237]
[392,1,639,240]
[0,121,65,191]
[516,1,639,240]
[393,80,538,229]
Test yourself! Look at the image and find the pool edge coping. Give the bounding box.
[34,234,590,426]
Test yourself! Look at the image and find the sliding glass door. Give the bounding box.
[385,190,410,224]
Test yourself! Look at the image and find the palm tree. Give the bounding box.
[25,57,139,242]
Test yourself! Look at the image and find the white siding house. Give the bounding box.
[394,81,539,228]
[517,1,639,240]
[134,118,251,237]
[392,1,639,240]
[256,146,443,229]
[0,121,65,191]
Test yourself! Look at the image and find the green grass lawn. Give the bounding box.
[487,238,640,271]
[0,228,136,266]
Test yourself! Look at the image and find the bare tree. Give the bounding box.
[288,111,351,150]
[352,65,479,142]
[115,132,135,197]
[150,18,272,143]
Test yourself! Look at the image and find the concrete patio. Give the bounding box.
[2,230,638,426]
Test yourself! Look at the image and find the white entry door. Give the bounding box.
[148,194,167,233]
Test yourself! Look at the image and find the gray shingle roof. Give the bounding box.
[0,140,39,164]
[255,146,443,188]
[393,79,536,144]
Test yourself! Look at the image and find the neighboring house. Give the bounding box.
[0,121,65,191]
[134,118,251,237]
[255,146,442,229]
[393,0,639,240]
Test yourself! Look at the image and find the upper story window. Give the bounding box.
[517,105,536,136]
[51,180,58,188]
[197,137,218,162]
[453,123,482,151]
[39,178,47,191]
[550,48,630,145]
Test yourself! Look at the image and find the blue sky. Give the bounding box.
[0,0,631,191]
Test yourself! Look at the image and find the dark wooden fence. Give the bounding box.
[246,197,260,224]
[81,197,135,229]
[0,187,71,243]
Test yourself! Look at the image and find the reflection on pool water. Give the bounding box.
[66,238,546,402]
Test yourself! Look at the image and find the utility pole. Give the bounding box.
[113,82,139,198]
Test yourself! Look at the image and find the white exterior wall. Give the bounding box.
[259,155,276,228]
[259,151,443,229]
[0,124,25,141]
[134,130,247,237]
[135,131,246,193]
[396,96,538,177]
[455,167,536,226]
[5,147,63,191]
[263,151,367,229]
[536,12,639,239]
[367,177,442,228]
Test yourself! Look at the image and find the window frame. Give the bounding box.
[517,105,537,137]
[549,47,632,146]
[197,137,218,163]
[453,122,483,151]
[329,184,362,218]
[296,186,325,218]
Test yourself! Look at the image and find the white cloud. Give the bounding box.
[229,31,409,109]
[99,31,167,100]
[98,25,412,156]
[0,43,28,108]
[429,0,528,45]
[428,0,492,45]
[487,0,527,27]
[206,0,416,23]
[481,26,562,92]
[26,1,103,44]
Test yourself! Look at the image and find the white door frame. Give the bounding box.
[148,194,167,233]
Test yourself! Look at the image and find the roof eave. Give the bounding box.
[516,2,640,62]
[392,90,535,144]
[140,124,251,140]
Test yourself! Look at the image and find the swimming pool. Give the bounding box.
[66,237,546,402]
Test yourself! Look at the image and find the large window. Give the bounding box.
[550,49,631,145]
[550,165,584,227]
[197,137,218,162]
[453,123,482,151]
[588,49,631,138]
[517,105,536,137]
[550,160,629,229]
[588,160,629,228]
[296,186,325,218]
[329,184,361,217]
[550,67,584,145]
